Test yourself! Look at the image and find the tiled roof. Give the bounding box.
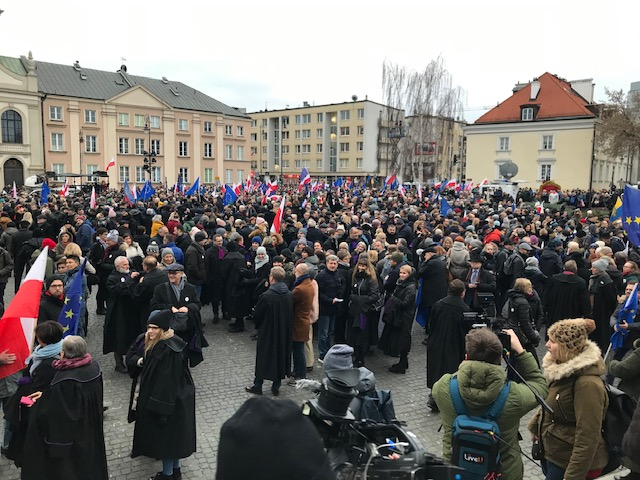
[0,55,27,76]
[34,60,248,118]
[475,72,595,124]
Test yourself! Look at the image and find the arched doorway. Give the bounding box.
[4,158,24,188]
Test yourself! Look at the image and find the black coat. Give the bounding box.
[21,361,107,480]
[539,247,563,278]
[378,276,417,356]
[418,254,448,307]
[205,244,226,305]
[463,266,496,308]
[37,293,65,324]
[566,251,591,284]
[219,242,249,318]
[103,270,140,354]
[175,233,192,254]
[502,289,541,348]
[345,273,381,348]
[426,295,471,388]
[127,334,196,460]
[131,268,169,329]
[316,268,346,316]
[253,282,293,381]
[589,272,618,353]
[543,273,591,328]
[185,242,206,285]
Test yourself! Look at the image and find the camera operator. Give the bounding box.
[432,328,548,480]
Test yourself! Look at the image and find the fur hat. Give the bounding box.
[147,309,173,331]
[592,258,609,272]
[323,344,354,371]
[548,318,596,355]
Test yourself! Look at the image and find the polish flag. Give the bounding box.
[536,201,544,215]
[398,184,406,197]
[465,182,474,191]
[0,248,49,378]
[59,180,69,198]
[12,181,17,199]
[480,177,488,186]
[433,181,442,189]
[417,182,423,200]
[90,186,97,209]
[270,195,286,234]
[446,179,457,189]
[131,183,138,201]
[106,157,116,171]
[246,172,252,192]
[233,183,242,196]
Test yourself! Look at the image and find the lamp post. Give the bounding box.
[79,130,84,185]
[142,114,157,180]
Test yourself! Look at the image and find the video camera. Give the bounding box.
[302,369,463,480]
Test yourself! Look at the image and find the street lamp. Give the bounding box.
[142,114,157,180]
[79,130,84,187]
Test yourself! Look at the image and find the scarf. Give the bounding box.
[293,273,310,288]
[217,247,225,260]
[52,353,92,370]
[255,254,270,272]
[25,340,63,375]
[170,275,186,300]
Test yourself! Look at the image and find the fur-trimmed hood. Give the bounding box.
[542,340,605,383]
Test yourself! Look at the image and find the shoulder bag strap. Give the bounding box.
[486,381,511,419]
[449,376,467,415]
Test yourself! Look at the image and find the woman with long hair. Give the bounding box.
[127,310,196,480]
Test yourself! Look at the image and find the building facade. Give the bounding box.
[465,73,626,190]
[0,52,45,188]
[248,100,403,182]
[0,54,251,188]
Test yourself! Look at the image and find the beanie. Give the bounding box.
[526,256,539,267]
[42,238,57,251]
[147,309,173,331]
[45,274,65,290]
[216,397,333,480]
[161,248,174,258]
[194,231,207,242]
[252,236,262,245]
[146,241,160,254]
[323,344,354,371]
[592,258,609,273]
[106,229,119,242]
[256,246,267,255]
[548,318,596,356]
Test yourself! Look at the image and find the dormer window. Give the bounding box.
[521,107,534,121]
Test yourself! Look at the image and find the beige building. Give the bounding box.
[0,52,45,188]
[248,99,403,182]
[1,53,251,188]
[465,73,626,190]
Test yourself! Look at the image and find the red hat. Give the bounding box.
[42,238,56,250]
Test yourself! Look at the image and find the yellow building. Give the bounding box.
[464,73,627,190]
[249,99,403,182]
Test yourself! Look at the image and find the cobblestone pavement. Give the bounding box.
[0,279,628,479]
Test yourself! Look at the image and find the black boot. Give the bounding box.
[389,353,408,374]
[228,318,245,333]
[354,347,365,368]
[114,353,127,374]
[149,473,172,480]
[427,393,439,412]
[172,467,182,480]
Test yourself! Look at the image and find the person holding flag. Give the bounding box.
[609,282,640,361]
[184,177,200,197]
[40,181,51,206]
[61,256,89,337]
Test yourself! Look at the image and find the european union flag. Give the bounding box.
[611,283,638,350]
[440,197,452,215]
[223,185,238,206]
[611,195,623,222]
[184,177,200,196]
[333,177,343,188]
[139,180,155,201]
[622,185,640,246]
[58,258,87,337]
[40,181,50,206]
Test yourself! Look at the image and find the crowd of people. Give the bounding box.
[0,181,638,479]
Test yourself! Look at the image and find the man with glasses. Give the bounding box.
[38,275,66,324]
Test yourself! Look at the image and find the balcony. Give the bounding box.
[0,144,29,153]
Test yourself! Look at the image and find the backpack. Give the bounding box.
[502,253,517,276]
[449,376,511,480]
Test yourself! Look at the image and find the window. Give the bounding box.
[302,129,311,139]
[179,167,189,183]
[119,166,130,183]
[281,116,290,128]
[498,136,510,151]
[179,141,189,157]
[540,164,552,181]
[282,145,289,154]
[135,114,146,127]
[302,144,311,153]
[150,115,161,128]
[119,137,129,154]
[357,126,364,135]
[521,107,534,121]
[339,158,349,168]
[317,128,323,138]
[179,119,188,131]
[295,130,301,140]
[135,166,145,183]
[251,119,257,128]
[49,106,62,121]
[85,109,96,124]
[295,115,301,125]
[1,110,22,143]
[53,163,65,175]
[87,164,98,181]
[295,159,301,168]
[295,145,301,154]
[85,135,97,153]
[204,168,214,184]
[151,166,162,183]
[51,133,63,151]
[316,159,322,169]
[302,114,311,124]
[250,133,258,141]
[261,119,268,127]
[225,125,232,135]
[204,121,212,133]
[340,110,350,121]
[151,139,161,155]
[317,113,324,123]
[340,142,349,152]
[237,126,244,136]
[225,145,233,160]
[356,158,363,169]
[135,138,145,155]
[262,131,268,141]
[237,170,244,184]
[118,113,129,126]
[357,108,364,119]
[356,141,363,151]
[282,159,290,168]
[204,143,213,158]
[282,131,289,140]
[225,169,233,183]
[542,135,554,150]
[317,144,323,153]
[237,146,244,160]
[340,126,350,136]
[262,146,267,155]
[250,146,257,155]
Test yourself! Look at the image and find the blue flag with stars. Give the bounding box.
[40,181,50,205]
[58,258,87,337]
[622,185,640,246]
[611,282,638,351]
[223,185,238,206]
[440,196,452,216]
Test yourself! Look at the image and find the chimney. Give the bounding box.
[570,78,595,103]
[530,79,540,100]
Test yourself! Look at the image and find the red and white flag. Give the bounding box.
[465,182,474,191]
[12,181,17,199]
[270,195,286,234]
[0,248,49,378]
[417,182,423,200]
[59,180,69,198]
[446,179,457,189]
[245,172,253,192]
[398,184,406,197]
[480,177,488,186]
[106,157,116,171]
[90,186,97,209]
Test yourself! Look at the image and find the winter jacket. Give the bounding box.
[316,268,345,316]
[433,351,547,480]
[0,246,13,283]
[543,272,591,328]
[185,242,206,285]
[528,342,609,480]
[608,338,640,401]
[539,247,563,277]
[446,241,470,281]
[502,289,541,346]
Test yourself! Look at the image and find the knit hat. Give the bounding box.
[42,238,56,251]
[256,246,267,255]
[45,274,65,290]
[146,241,160,254]
[255,217,266,225]
[548,318,596,355]
[251,236,262,245]
[323,344,354,371]
[525,256,539,268]
[147,309,173,331]
[592,258,609,272]
[106,229,119,242]
[215,228,226,236]
[273,255,284,263]
[216,397,333,480]
[161,248,174,258]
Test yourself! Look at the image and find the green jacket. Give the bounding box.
[433,351,547,480]
[528,341,609,480]
[609,338,640,401]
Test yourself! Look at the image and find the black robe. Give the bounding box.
[426,295,471,388]
[589,272,618,353]
[543,272,591,329]
[127,334,196,460]
[253,282,293,382]
[103,270,140,355]
[219,242,249,319]
[345,273,381,350]
[205,244,226,306]
[131,267,169,329]
[378,276,417,356]
[21,360,108,480]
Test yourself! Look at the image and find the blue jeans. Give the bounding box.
[317,314,335,359]
[162,458,181,475]
[542,460,565,480]
[194,284,202,300]
[292,341,306,379]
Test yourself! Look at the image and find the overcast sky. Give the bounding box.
[1,0,637,122]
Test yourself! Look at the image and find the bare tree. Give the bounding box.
[381,57,465,183]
